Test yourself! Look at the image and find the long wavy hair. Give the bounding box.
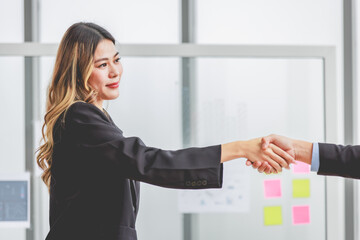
[36,22,115,190]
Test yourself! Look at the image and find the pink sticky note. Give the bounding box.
[292,205,310,225]
[264,179,282,198]
[293,161,310,174]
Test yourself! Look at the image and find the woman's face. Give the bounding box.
[88,39,123,109]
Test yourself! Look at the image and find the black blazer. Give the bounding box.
[45,102,223,240]
[318,143,360,179]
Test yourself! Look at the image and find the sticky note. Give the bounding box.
[292,179,310,198]
[292,205,310,225]
[293,161,310,174]
[264,206,282,226]
[264,179,282,198]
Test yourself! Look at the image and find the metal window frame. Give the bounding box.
[0,42,337,59]
[24,0,40,240]
[181,1,197,240]
[344,1,358,240]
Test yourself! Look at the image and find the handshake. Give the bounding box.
[221,134,313,174]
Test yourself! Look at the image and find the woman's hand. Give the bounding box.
[248,161,276,174]
[242,138,293,173]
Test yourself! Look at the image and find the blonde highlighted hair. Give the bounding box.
[36,22,115,190]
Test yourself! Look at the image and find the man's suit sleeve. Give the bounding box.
[65,102,223,189]
[318,143,360,179]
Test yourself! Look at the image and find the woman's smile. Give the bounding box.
[106,80,120,88]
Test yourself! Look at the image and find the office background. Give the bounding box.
[0,0,358,239]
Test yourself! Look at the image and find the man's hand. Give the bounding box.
[243,137,296,174]
[261,134,296,160]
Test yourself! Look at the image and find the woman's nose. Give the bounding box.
[109,65,120,78]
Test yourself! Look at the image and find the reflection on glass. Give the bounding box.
[184,58,325,240]
[196,58,324,144]
[39,0,179,43]
[0,0,23,43]
[0,57,25,171]
[0,57,25,240]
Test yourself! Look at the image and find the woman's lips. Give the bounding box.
[106,81,120,88]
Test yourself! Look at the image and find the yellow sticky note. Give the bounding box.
[264,206,282,226]
[292,179,310,198]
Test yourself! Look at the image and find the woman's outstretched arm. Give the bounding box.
[64,102,295,189]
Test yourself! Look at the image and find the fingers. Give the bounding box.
[261,136,272,150]
[258,162,278,174]
[252,161,262,169]
[264,163,273,174]
[246,160,278,174]
[269,143,296,164]
[270,168,277,174]
[264,147,290,170]
[257,162,268,173]
[263,155,282,173]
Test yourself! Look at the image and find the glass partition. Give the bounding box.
[0,57,26,173]
[0,49,332,240]
[0,0,23,43]
[179,58,326,240]
[0,57,26,239]
[39,0,179,43]
[39,56,327,239]
[40,56,327,239]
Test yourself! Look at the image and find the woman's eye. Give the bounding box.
[98,63,107,68]
[115,57,121,63]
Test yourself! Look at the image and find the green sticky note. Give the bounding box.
[292,179,310,198]
[264,206,283,226]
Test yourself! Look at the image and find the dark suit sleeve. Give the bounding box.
[65,102,223,189]
[318,143,360,179]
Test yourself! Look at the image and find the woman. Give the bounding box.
[36,22,294,240]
